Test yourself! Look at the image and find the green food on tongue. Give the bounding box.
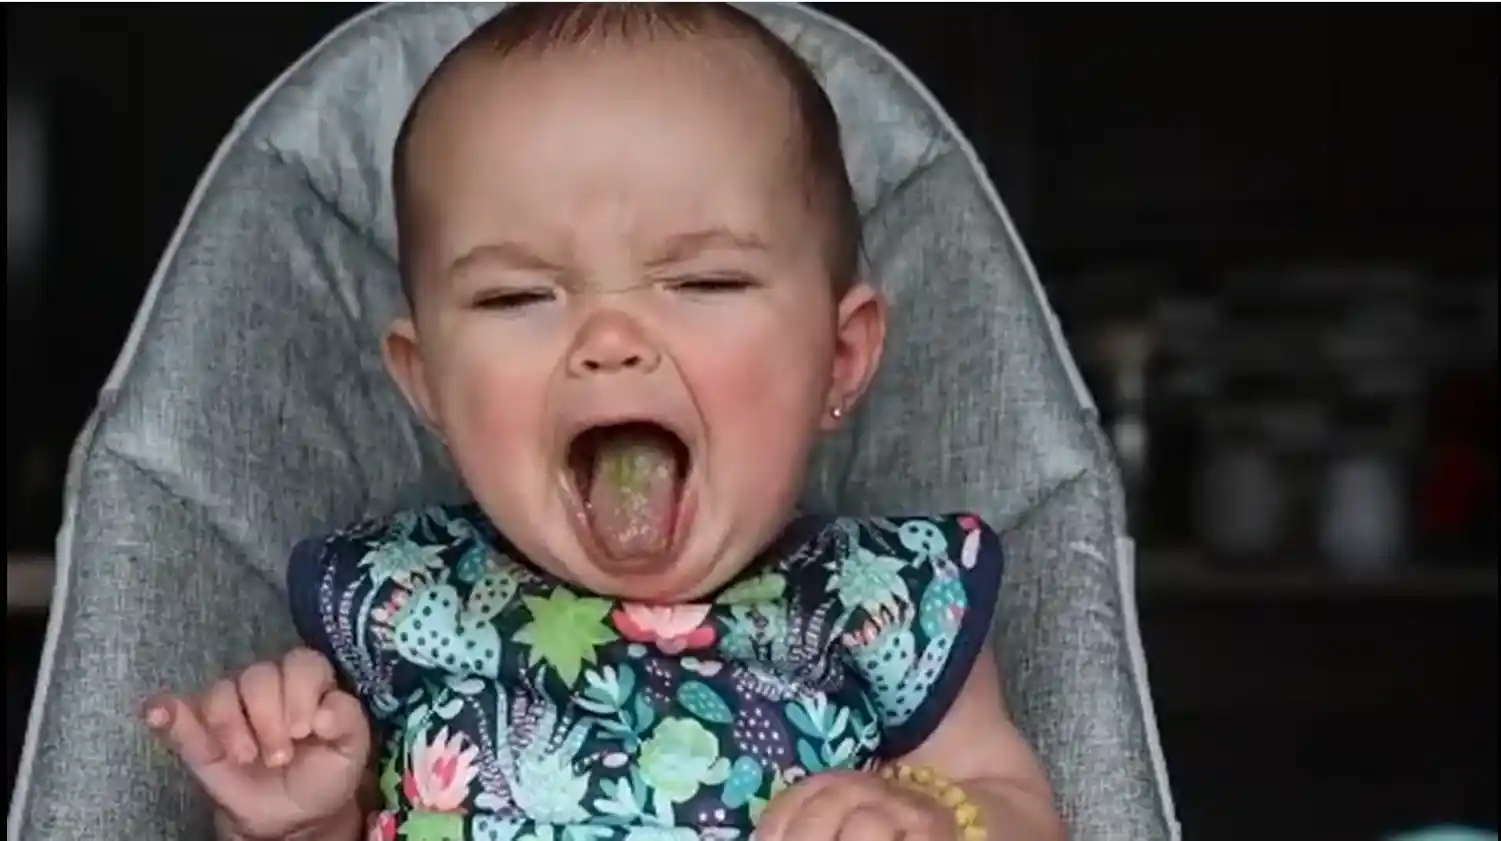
[585,428,682,558]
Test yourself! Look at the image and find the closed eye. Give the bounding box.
[667,276,756,295]
[474,289,556,311]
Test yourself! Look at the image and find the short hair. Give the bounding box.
[391,2,861,306]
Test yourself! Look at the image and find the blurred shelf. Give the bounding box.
[1139,550,1498,602]
[6,555,54,612]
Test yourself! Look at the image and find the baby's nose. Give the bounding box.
[566,311,662,376]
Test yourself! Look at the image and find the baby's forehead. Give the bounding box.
[432,27,801,123]
[393,7,857,294]
[408,34,812,193]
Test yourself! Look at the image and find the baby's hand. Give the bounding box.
[143,648,370,841]
[755,769,965,841]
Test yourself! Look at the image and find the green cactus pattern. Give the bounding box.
[290,505,1002,840]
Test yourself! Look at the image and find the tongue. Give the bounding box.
[584,428,683,559]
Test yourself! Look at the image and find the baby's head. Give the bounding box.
[383,3,886,603]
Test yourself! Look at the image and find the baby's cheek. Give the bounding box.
[695,349,824,455]
[442,361,540,454]
[438,322,558,427]
[697,351,786,417]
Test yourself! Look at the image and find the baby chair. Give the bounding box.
[8,4,1179,839]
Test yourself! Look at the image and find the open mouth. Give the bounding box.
[566,420,692,561]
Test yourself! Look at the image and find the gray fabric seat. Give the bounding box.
[8,4,1178,840]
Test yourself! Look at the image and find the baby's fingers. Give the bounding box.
[238,663,293,768]
[201,679,259,764]
[311,690,371,761]
[144,694,226,769]
[144,694,260,818]
[281,647,336,741]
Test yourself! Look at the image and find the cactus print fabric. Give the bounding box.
[287,503,1003,841]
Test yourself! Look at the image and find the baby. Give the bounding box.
[143,5,1064,841]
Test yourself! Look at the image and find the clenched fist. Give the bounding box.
[143,648,370,841]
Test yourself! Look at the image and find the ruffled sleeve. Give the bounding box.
[283,510,442,721]
[285,535,341,669]
[834,514,1005,757]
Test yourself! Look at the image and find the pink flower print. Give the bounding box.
[367,812,397,841]
[370,589,411,646]
[371,589,410,626]
[959,517,983,569]
[612,603,716,654]
[401,727,479,813]
[839,601,911,648]
[944,602,967,630]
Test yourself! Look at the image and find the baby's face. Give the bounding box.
[386,39,883,603]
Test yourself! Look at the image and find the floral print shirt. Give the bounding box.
[287,503,1003,841]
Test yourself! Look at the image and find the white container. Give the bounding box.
[1318,453,1406,578]
[1198,446,1287,561]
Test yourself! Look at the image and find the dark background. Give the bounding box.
[7,5,1497,840]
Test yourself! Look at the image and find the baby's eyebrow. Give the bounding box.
[443,227,770,281]
[646,227,769,267]
[446,241,563,278]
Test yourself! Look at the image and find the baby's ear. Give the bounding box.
[822,280,887,430]
[381,318,445,438]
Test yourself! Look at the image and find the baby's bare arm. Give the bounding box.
[899,643,1066,841]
